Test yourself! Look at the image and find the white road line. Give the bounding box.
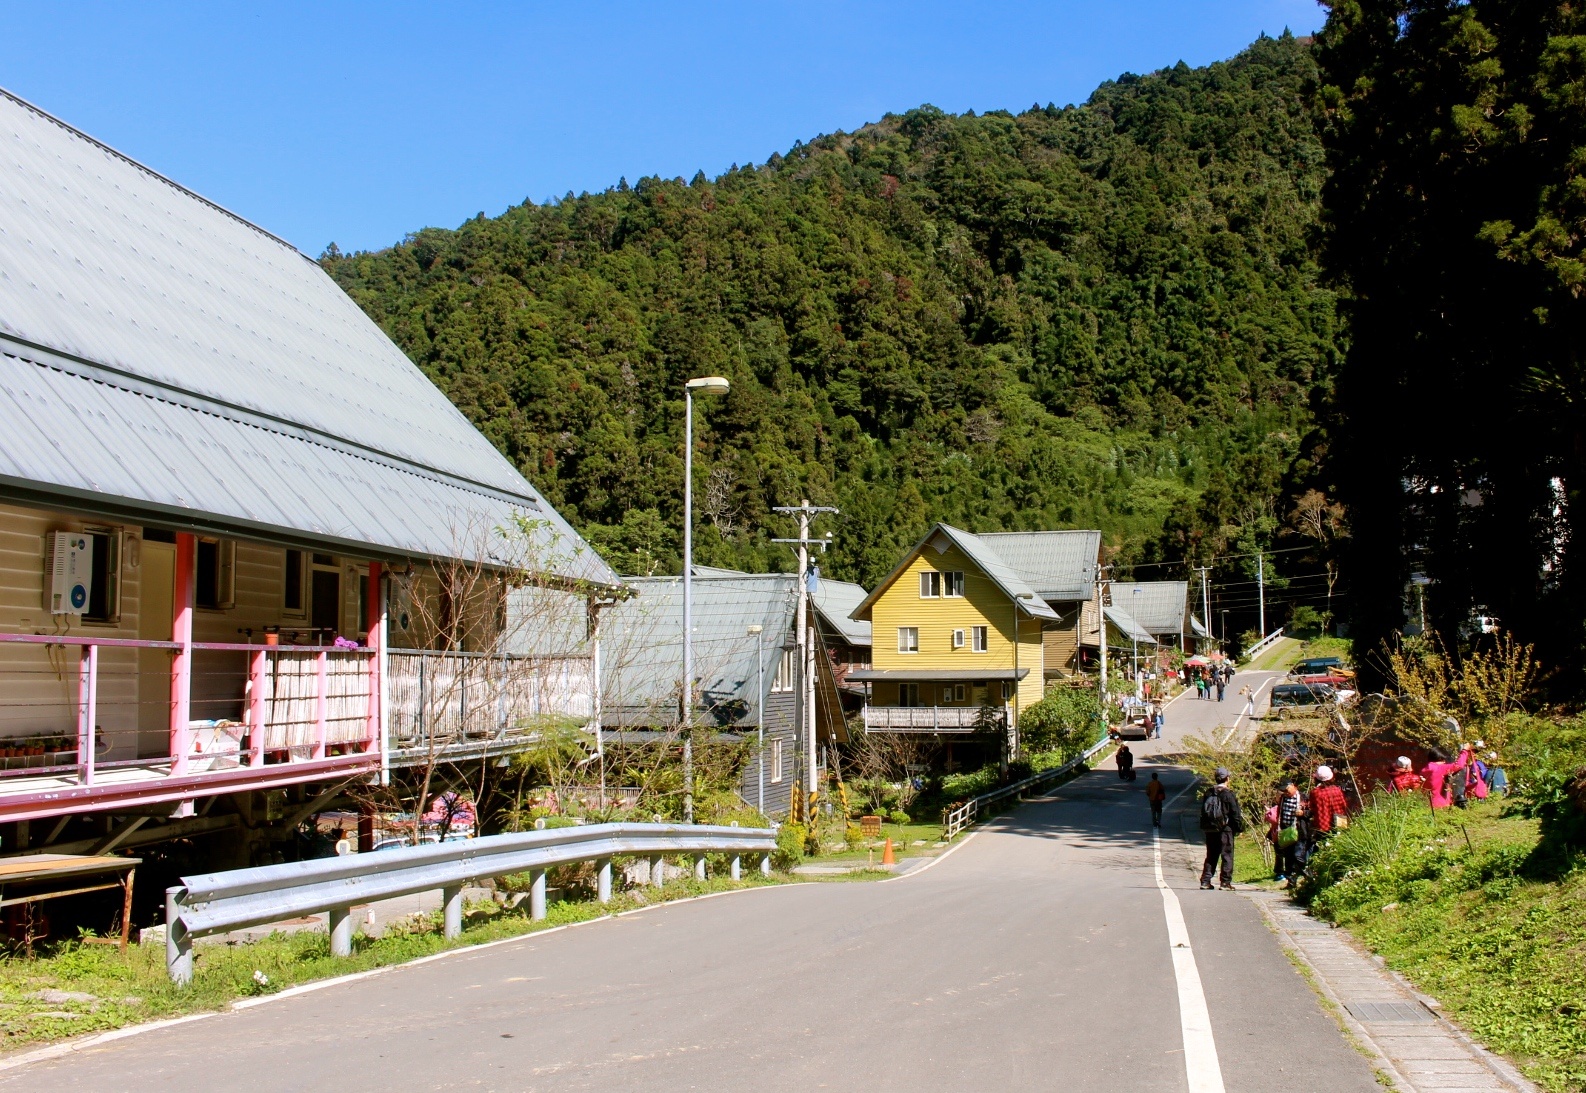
[1153,824,1226,1093]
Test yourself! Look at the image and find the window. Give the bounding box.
[283,550,304,614]
[899,683,921,707]
[771,648,797,692]
[1001,682,1013,701]
[194,538,236,610]
[83,530,120,623]
[897,627,918,654]
[771,739,784,783]
[953,683,966,702]
[919,571,941,598]
[952,628,965,649]
[944,571,965,597]
[972,625,988,653]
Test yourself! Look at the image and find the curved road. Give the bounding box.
[5,669,1372,1092]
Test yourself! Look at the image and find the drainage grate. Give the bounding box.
[1347,1001,1436,1023]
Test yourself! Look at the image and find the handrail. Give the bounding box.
[0,632,181,650]
[164,821,777,983]
[941,734,1112,839]
[1244,627,1286,662]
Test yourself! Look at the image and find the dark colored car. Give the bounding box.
[1269,681,1336,712]
[1290,656,1344,677]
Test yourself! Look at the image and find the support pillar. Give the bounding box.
[442,885,463,939]
[760,853,771,876]
[730,855,741,881]
[694,855,706,882]
[365,561,382,755]
[597,858,612,904]
[328,906,353,957]
[530,868,547,921]
[650,855,664,887]
[357,804,374,855]
[170,534,195,775]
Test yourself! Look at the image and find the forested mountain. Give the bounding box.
[325,33,1334,592]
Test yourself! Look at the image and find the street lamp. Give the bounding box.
[681,376,729,824]
[747,624,764,815]
[1131,586,1142,701]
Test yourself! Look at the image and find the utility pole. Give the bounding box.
[772,501,838,822]
[1195,565,1211,651]
[1257,551,1266,638]
[1094,563,1111,720]
[748,624,764,815]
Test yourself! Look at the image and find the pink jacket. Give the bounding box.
[1425,750,1471,809]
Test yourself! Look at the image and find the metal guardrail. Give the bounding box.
[941,735,1113,839]
[1244,627,1286,662]
[164,822,776,983]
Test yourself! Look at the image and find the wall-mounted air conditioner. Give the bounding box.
[47,531,93,614]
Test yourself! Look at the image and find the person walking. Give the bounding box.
[1116,743,1135,781]
[1307,766,1350,839]
[1239,683,1255,718]
[1273,781,1305,885]
[1215,672,1226,702]
[1145,772,1166,828]
[1194,674,1206,701]
[1199,767,1245,890]
[1153,704,1165,739]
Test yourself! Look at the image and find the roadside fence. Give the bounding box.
[941,735,1113,839]
[1243,627,1286,663]
[164,822,775,983]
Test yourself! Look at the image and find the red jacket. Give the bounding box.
[1308,783,1349,834]
[1391,770,1424,794]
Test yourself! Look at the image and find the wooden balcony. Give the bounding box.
[862,704,1008,733]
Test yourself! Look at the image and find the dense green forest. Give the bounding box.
[326,33,1335,595]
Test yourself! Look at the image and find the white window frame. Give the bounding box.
[952,628,965,649]
[918,571,941,599]
[1001,681,1013,701]
[944,571,965,597]
[771,738,784,783]
[897,626,919,654]
[771,648,797,692]
[972,625,988,653]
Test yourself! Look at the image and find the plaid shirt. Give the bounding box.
[1278,794,1303,828]
[1308,783,1348,834]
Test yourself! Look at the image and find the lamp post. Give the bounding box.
[681,376,730,824]
[748,624,764,815]
[1131,586,1142,701]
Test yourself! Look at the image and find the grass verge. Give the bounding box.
[0,870,805,1055]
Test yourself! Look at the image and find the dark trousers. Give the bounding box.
[1201,829,1234,886]
[1216,684,1225,701]
[1274,839,1304,879]
[1150,801,1163,827]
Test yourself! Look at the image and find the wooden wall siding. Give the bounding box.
[867,539,1043,725]
[1043,605,1082,677]
[741,691,796,817]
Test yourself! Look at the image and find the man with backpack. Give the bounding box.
[1199,767,1245,890]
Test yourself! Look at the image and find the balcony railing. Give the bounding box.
[862,705,1009,733]
[0,632,378,823]
[386,649,595,761]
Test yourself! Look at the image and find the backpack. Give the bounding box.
[1200,790,1227,832]
[1448,765,1468,808]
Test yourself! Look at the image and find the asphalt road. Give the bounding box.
[6,670,1374,1093]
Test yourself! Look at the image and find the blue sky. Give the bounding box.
[1,2,1325,255]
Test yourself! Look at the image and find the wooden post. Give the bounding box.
[119,867,136,953]
[365,561,382,754]
[170,534,195,775]
[248,648,267,766]
[313,650,328,760]
[77,644,97,786]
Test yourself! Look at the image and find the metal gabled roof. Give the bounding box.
[1112,581,1189,636]
[0,87,615,585]
[598,574,799,728]
[691,564,870,647]
[975,530,1101,602]
[1104,605,1157,645]
[850,523,1060,623]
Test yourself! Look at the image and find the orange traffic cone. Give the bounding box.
[881,837,895,866]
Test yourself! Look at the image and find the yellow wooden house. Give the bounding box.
[847,524,1058,743]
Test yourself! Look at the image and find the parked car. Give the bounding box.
[1290,656,1345,677]
[1269,681,1336,714]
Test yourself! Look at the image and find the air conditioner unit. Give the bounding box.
[47,531,93,615]
[952,629,965,649]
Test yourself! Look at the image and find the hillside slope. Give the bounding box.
[325,32,1333,586]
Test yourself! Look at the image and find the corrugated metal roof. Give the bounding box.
[0,87,614,584]
[976,530,1100,601]
[599,575,798,728]
[850,523,1060,623]
[691,564,871,647]
[1112,582,1189,636]
[1104,604,1157,645]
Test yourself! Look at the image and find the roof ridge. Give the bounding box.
[0,85,305,258]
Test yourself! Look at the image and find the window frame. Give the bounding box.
[283,549,306,617]
[897,626,919,654]
[944,571,965,597]
[81,527,122,625]
[971,625,988,653]
[194,537,236,612]
[770,738,784,783]
[771,648,797,692]
[952,628,965,649]
[918,571,941,599]
[899,682,921,707]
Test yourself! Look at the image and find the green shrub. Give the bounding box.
[1022,687,1103,755]
[773,823,805,870]
[887,808,910,825]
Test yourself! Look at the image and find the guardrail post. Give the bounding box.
[649,855,664,887]
[730,855,741,881]
[597,858,612,904]
[442,885,463,939]
[165,886,192,985]
[529,868,547,921]
[329,906,353,956]
[693,854,706,882]
[760,853,771,876]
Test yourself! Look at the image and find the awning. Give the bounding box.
[845,668,1030,682]
[1191,615,1209,638]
